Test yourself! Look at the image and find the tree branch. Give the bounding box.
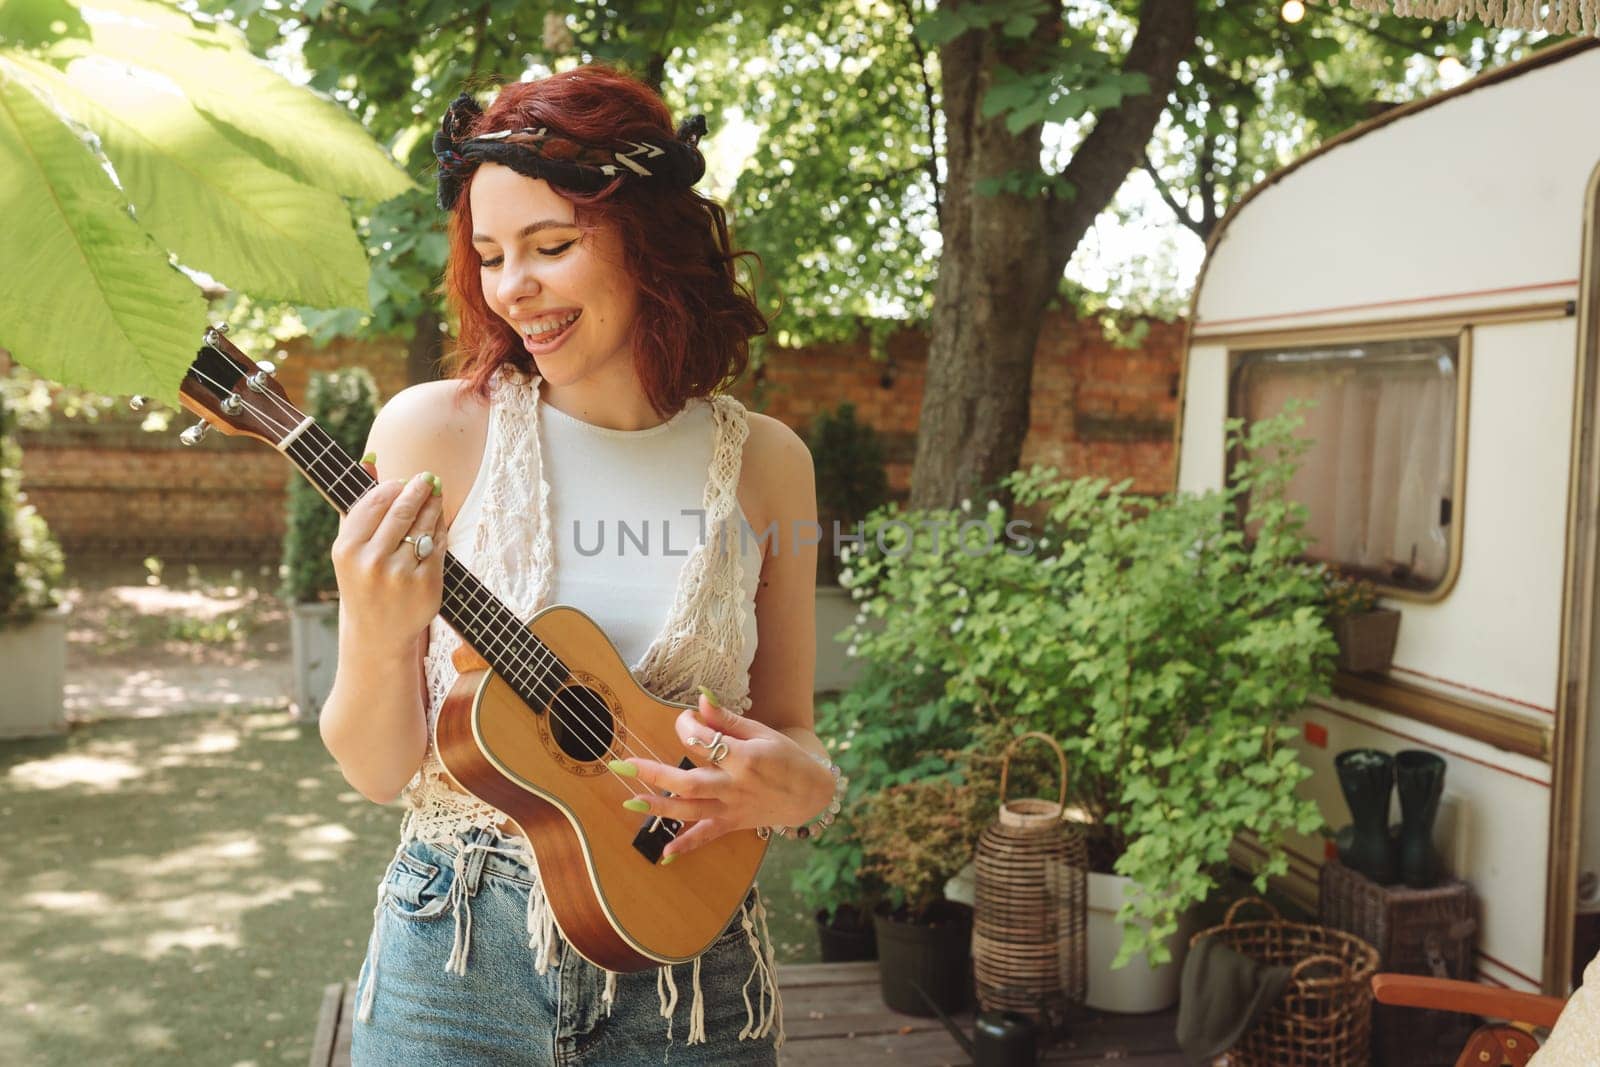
[1045,0,1198,257]
[1311,3,1447,55]
[1141,150,1207,241]
[895,0,943,225]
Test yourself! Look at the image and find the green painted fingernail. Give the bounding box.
[697,685,720,706]
[361,451,377,464]
[660,853,677,866]
[622,798,650,813]
[427,473,443,496]
[609,760,639,778]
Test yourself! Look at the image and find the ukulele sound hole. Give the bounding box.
[549,685,615,762]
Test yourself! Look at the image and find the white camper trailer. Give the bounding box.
[1176,37,1600,995]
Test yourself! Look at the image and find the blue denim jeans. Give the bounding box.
[351,826,781,1066]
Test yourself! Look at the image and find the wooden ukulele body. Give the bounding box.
[434,604,768,972]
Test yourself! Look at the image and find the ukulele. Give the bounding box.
[177,326,767,972]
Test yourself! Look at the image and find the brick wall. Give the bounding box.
[16,336,410,561]
[731,309,1185,498]
[15,310,1183,560]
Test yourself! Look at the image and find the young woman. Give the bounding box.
[317,65,841,1065]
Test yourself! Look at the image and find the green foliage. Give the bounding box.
[1321,566,1378,617]
[792,661,967,919]
[835,405,1336,966]
[708,1,942,345]
[197,0,1544,353]
[281,369,377,603]
[1151,4,1528,242]
[809,402,889,583]
[0,386,64,622]
[0,0,412,404]
[855,777,986,920]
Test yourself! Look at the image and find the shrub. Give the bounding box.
[808,403,889,584]
[0,388,64,623]
[837,403,1337,965]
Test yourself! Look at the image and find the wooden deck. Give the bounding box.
[310,961,1185,1065]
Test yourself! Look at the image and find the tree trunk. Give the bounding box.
[909,0,1197,509]
[909,6,1061,510]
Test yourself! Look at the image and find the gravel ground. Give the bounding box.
[1,560,818,1066]
[60,559,294,723]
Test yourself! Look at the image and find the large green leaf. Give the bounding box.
[10,50,370,308]
[0,60,206,403]
[0,0,88,47]
[74,0,415,202]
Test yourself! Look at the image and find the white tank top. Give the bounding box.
[454,393,762,672]
[402,370,763,846]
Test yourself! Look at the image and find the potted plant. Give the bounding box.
[0,384,69,738]
[283,367,377,719]
[795,662,969,961]
[1322,566,1401,674]
[839,406,1337,1013]
[855,775,986,1016]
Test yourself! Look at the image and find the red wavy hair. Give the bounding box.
[442,65,768,416]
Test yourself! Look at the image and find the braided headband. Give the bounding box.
[433,91,709,211]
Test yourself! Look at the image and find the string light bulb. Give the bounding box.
[1281,0,1306,22]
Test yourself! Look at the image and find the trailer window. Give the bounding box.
[1229,336,1458,593]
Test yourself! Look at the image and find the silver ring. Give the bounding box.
[402,532,435,562]
[687,731,730,765]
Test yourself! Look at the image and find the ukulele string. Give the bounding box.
[187,360,709,826]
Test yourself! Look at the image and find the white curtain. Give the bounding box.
[1239,340,1456,588]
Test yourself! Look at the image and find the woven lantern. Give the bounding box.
[972,731,1088,1028]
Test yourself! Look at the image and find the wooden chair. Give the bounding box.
[1370,973,1568,1066]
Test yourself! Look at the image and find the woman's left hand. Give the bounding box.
[618,691,835,858]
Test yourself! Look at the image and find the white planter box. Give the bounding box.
[291,600,339,720]
[1085,870,1198,1014]
[0,603,70,739]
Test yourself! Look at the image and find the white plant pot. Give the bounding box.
[1085,870,1198,1014]
[0,603,70,739]
[815,584,864,691]
[291,600,339,720]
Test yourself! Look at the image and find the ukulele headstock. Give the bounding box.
[176,325,301,448]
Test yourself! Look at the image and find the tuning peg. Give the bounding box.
[179,421,210,446]
[246,362,277,392]
[129,395,148,411]
[221,393,243,415]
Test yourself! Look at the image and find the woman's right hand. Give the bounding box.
[331,464,447,652]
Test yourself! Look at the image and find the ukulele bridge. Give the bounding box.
[631,757,695,864]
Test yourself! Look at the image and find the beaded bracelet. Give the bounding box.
[757,751,848,842]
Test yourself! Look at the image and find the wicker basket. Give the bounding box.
[1319,859,1477,1065]
[1331,609,1401,674]
[972,732,1088,1029]
[1189,897,1380,1067]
